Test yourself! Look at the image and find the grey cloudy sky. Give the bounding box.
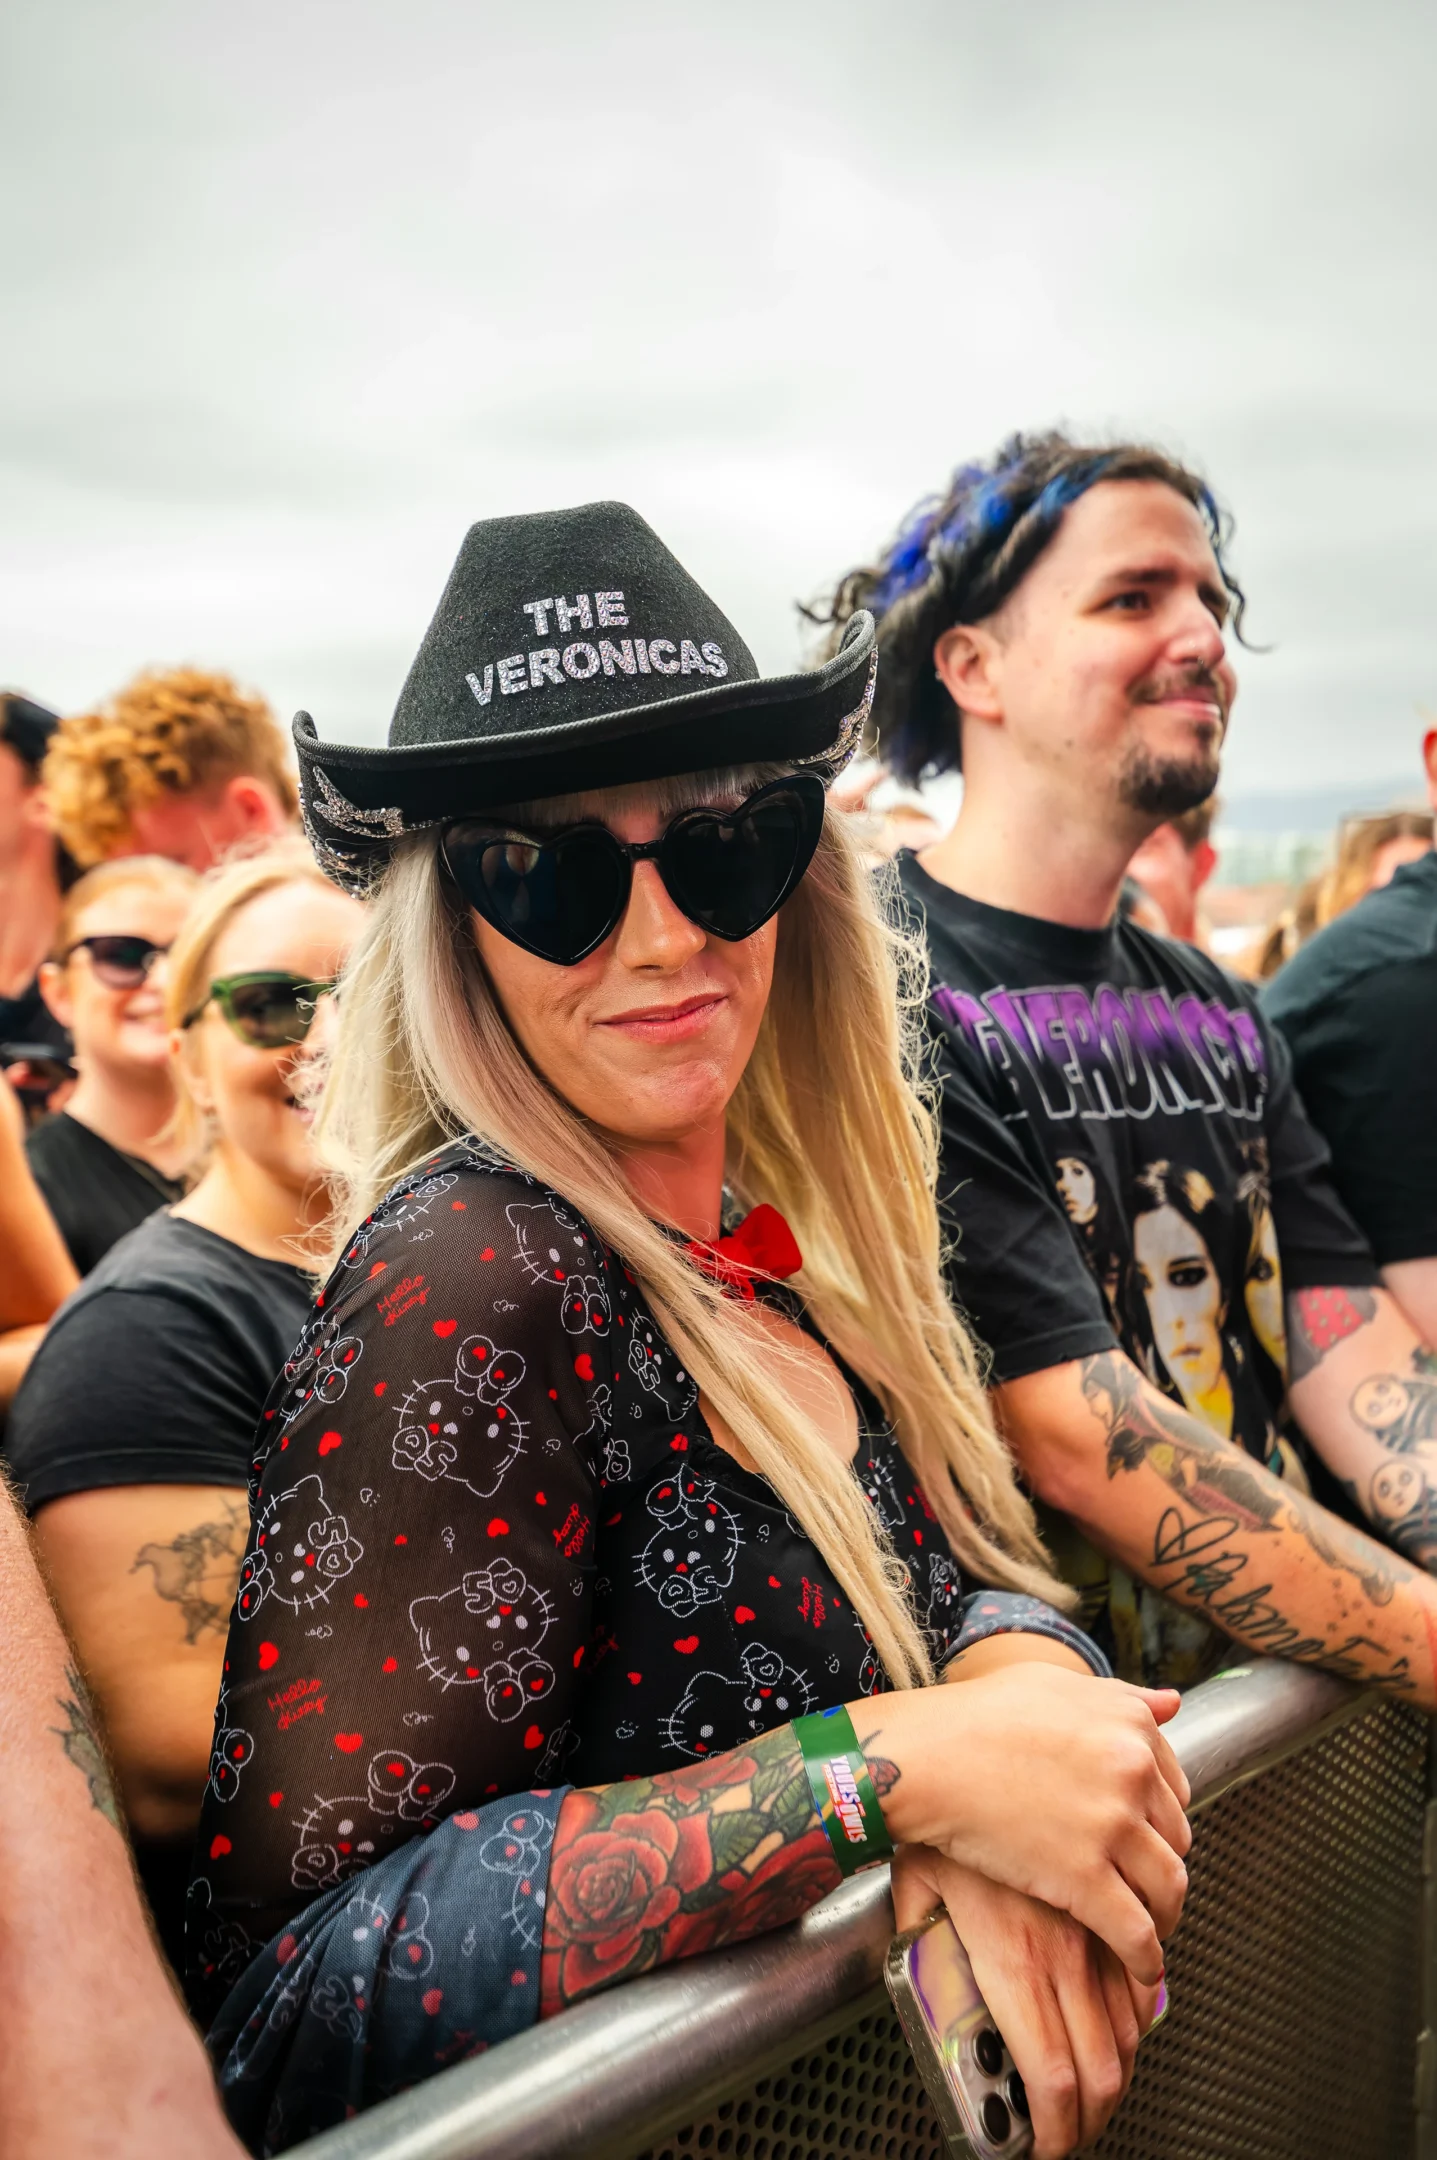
[3,0,1434,796]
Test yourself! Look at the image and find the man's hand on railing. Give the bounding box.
[892,1846,1162,2160]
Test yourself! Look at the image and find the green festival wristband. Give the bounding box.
[793,1705,895,1878]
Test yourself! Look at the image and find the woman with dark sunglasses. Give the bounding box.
[24,856,198,1275]
[9,840,363,1973]
[184,507,1189,2159]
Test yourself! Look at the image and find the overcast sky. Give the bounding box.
[3,0,1434,798]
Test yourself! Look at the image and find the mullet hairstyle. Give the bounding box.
[808,430,1248,784]
[315,767,1073,1689]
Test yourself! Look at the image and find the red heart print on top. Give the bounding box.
[734,1607,755,1625]
[433,1319,458,1339]
[573,1353,595,1382]
[423,1988,444,2015]
[674,1636,699,1654]
[335,1733,364,1753]
[318,1431,342,1456]
[209,1834,232,1858]
[257,1641,280,1671]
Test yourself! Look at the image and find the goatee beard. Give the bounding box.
[1117,745,1221,820]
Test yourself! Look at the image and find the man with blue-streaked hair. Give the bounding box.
[817,431,1437,1702]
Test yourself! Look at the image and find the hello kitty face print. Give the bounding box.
[636,1468,741,1616]
[340,1169,460,1269]
[292,1749,458,1892]
[659,1641,815,1758]
[629,1321,698,1418]
[408,1560,556,1713]
[208,1681,255,1803]
[236,1474,364,1620]
[275,1312,364,1429]
[391,1334,526,1496]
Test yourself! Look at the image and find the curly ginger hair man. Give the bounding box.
[45,666,297,871]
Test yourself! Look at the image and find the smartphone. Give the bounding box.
[884,1911,1168,2159]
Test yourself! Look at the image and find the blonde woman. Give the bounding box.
[193,507,1188,2160]
[27,855,198,1272]
[10,841,362,1969]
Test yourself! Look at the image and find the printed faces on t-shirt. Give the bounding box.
[931,969,1289,1468]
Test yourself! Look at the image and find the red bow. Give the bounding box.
[684,1204,803,1302]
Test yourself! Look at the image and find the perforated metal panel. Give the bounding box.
[633,1700,1428,2160]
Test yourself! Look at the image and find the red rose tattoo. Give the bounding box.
[539,1723,839,2015]
[545,1798,714,1993]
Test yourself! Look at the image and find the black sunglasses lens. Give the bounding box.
[226,982,313,1047]
[663,789,813,939]
[85,936,157,987]
[451,829,628,964]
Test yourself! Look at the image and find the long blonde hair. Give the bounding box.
[316,772,1072,1687]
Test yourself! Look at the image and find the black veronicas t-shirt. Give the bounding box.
[899,855,1379,1685]
[187,1139,1103,1996]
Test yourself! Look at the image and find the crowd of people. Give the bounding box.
[1,431,1434,2160]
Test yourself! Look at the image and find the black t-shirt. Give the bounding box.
[188,1140,1103,1995]
[0,974,71,1062]
[1261,850,1437,1268]
[25,1111,185,1277]
[900,854,1379,1685]
[7,1212,314,1508]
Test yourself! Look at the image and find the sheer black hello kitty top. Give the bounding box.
[189,1139,1105,2006]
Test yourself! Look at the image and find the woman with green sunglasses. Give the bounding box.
[9,839,363,1972]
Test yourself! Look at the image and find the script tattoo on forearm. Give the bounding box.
[131,1497,247,1643]
[1286,1287,1378,1384]
[52,1663,122,1830]
[540,1722,840,2015]
[1078,1351,1410,1685]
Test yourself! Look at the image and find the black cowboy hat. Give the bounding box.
[295,500,875,892]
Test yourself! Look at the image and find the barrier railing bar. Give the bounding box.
[298,1660,1366,2160]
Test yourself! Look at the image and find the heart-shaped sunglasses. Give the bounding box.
[441,774,825,967]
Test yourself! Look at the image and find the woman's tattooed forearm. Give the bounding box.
[540,1723,840,2015]
[52,1663,122,1830]
[131,1497,247,1643]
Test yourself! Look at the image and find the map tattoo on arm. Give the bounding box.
[1078,1351,1410,1684]
[540,1721,841,2014]
[52,1663,122,1831]
[131,1497,248,1643]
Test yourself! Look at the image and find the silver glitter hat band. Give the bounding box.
[299,645,877,898]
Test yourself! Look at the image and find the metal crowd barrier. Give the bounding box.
[301,1661,1436,2160]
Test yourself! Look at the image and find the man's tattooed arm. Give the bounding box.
[1285,1285,1437,1572]
[52,1662,122,1832]
[1074,1350,1423,1692]
[539,1723,843,2015]
[1286,1287,1379,1385]
[131,1498,247,1643]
